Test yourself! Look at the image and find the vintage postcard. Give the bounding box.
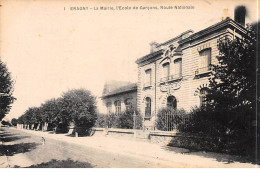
[0,0,259,168]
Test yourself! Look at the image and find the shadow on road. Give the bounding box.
[0,135,30,142]
[0,133,17,137]
[14,158,93,168]
[0,142,39,156]
[0,128,39,156]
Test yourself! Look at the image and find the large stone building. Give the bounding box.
[102,15,247,130]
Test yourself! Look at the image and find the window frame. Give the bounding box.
[144,69,152,88]
[145,97,151,117]
[173,58,182,78]
[106,102,112,115]
[166,96,177,109]
[196,48,212,76]
[199,88,209,108]
[124,98,132,111]
[162,62,170,78]
[114,100,121,116]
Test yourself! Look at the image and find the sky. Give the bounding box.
[0,0,258,120]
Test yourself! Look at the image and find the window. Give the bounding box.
[145,69,152,87]
[124,99,132,111]
[114,100,121,116]
[145,97,151,117]
[173,58,182,78]
[163,62,170,78]
[198,49,211,74]
[106,102,112,115]
[167,96,177,109]
[199,88,208,108]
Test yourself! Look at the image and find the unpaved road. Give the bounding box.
[0,127,258,168]
[0,128,177,167]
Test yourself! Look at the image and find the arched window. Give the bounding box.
[167,96,177,109]
[106,102,112,115]
[124,99,132,111]
[145,97,151,117]
[114,100,121,116]
[199,88,208,108]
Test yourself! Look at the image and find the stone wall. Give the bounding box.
[92,128,135,140]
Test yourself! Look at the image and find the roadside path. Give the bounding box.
[5,127,257,168]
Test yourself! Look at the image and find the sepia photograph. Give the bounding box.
[0,0,259,168]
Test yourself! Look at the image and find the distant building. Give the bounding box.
[101,11,247,130]
[101,81,137,115]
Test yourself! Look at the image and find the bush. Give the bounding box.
[171,106,256,157]
[1,120,11,126]
[95,109,143,129]
[177,106,254,137]
[118,109,143,129]
[95,114,107,128]
[11,118,17,126]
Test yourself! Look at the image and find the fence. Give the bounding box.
[159,111,191,132]
[164,112,175,131]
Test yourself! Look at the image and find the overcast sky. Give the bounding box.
[1,0,258,120]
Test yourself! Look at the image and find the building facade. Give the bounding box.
[101,81,137,115]
[135,18,246,129]
[101,17,246,130]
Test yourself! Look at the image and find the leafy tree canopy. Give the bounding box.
[208,24,257,114]
[0,59,16,120]
[11,118,18,126]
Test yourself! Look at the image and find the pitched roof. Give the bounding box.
[101,82,137,98]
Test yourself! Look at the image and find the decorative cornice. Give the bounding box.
[178,18,247,45]
[135,49,164,65]
[135,18,248,66]
[158,29,194,47]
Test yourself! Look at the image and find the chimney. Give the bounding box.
[234,6,246,27]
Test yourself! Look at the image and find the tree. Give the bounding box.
[0,59,16,120]
[17,115,24,124]
[16,88,98,134]
[40,98,61,127]
[208,24,257,115]
[60,89,97,135]
[11,118,17,126]
[205,24,258,156]
[1,120,11,126]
